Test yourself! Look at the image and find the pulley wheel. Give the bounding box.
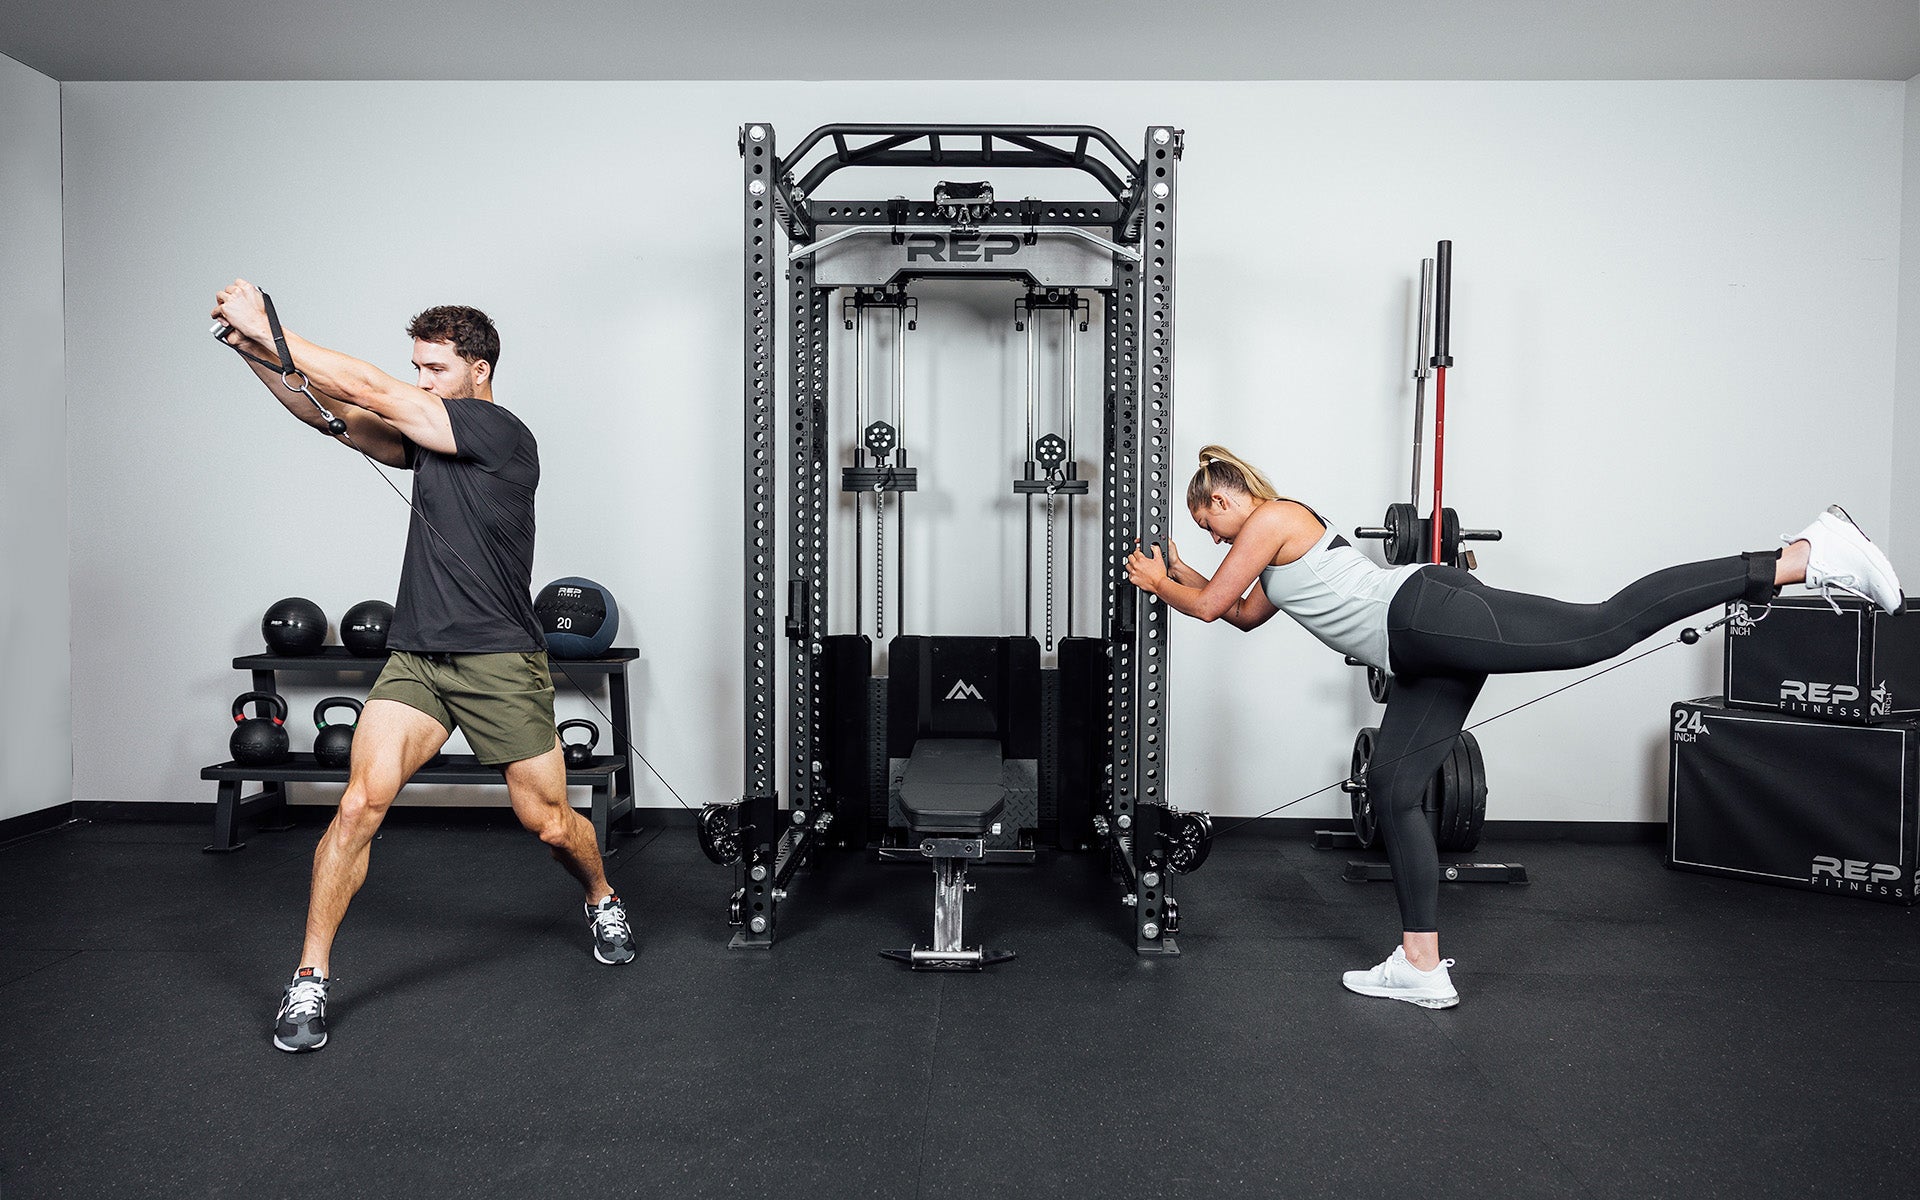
[697,803,743,866]
[1164,809,1214,875]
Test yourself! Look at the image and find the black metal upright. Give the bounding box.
[1129,126,1182,953]
[726,123,1196,956]
[735,122,781,946]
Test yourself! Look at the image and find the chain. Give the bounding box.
[1044,482,1058,651]
[874,478,886,642]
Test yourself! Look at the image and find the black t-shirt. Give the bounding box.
[385,398,545,654]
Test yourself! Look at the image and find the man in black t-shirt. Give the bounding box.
[212,281,634,1054]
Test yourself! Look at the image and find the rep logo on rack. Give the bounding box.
[905,234,1023,264]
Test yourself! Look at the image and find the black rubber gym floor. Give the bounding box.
[2,813,1917,1199]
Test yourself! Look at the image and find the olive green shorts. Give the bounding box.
[367,650,557,766]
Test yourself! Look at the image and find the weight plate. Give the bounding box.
[1454,730,1488,851]
[1441,507,1462,567]
[1383,503,1422,567]
[1435,740,1465,849]
[1349,726,1380,850]
[1434,731,1489,852]
[1367,665,1392,705]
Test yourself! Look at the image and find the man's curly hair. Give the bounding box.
[405,305,500,373]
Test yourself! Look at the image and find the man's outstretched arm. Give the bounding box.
[212,279,456,455]
[218,327,411,467]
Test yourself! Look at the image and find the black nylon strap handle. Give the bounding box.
[211,289,345,434]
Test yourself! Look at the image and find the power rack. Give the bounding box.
[702,124,1211,964]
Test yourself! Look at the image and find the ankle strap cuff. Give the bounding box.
[1742,550,1780,606]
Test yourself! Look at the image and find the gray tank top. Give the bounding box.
[1259,521,1422,673]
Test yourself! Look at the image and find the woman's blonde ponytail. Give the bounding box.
[1186,445,1279,509]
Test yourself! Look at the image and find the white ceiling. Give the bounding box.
[2,0,1917,82]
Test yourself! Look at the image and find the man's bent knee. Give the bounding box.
[520,801,578,849]
[335,789,392,839]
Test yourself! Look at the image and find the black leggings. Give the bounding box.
[1372,551,1779,932]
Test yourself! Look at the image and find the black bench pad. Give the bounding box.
[899,739,1006,835]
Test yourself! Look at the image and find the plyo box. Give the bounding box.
[1723,595,1920,724]
[1668,697,1920,905]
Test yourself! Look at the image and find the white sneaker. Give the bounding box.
[1341,946,1459,1009]
[1785,505,1905,615]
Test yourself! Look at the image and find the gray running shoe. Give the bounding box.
[273,967,329,1052]
[587,894,635,964]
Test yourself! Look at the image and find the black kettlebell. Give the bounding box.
[230,691,292,766]
[313,697,363,769]
[557,719,598,769]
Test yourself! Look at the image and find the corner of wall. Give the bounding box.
[1895,73,1920,576]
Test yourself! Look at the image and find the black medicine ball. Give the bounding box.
[262,597,328,656]
[535,577,619,658]
[341,600,395,657]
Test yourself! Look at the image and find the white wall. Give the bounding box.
[1,54,70,823]
[59,80,1905,822]
[1895,74,1920,583]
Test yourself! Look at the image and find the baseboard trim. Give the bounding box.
[1214,817,1666,844]
[0,803,78,847]
[48,803,1655,843]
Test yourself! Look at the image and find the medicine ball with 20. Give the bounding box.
[536,577,619,658]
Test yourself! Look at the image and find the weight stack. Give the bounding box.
[1724,596,1920,724]
[1667,697,1920,905]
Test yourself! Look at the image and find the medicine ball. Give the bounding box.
[313,697,363,769]
[535,577,619,659]
[231,691,292,766]
[262,597,328,656]
[340,600,395,657]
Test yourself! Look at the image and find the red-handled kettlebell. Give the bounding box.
[231,691,292,766]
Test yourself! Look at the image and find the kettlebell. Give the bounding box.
[313,697,363,769]
[231,691,292,766]
[557,719,598,769]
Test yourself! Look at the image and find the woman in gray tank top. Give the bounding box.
[1126,445,1903,1009]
